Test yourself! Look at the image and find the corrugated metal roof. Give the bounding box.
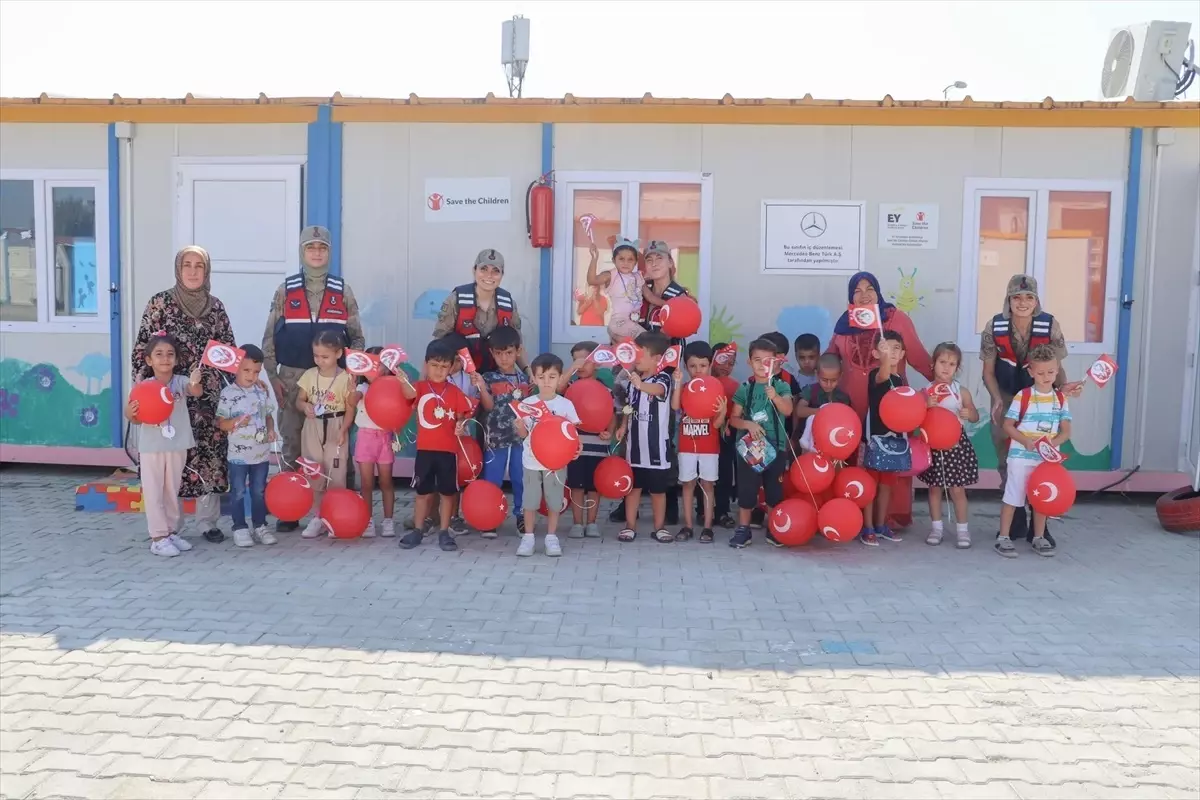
[0,92,1196,110]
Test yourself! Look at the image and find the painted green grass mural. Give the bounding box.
[0,360,112,447]
[969,422,1111,472]
[709,305,742,351]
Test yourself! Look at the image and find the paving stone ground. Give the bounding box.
[1,465,1198,800]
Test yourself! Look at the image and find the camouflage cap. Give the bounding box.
[474,249,505,271]
[643,240,672,259]
[300,225,332,248]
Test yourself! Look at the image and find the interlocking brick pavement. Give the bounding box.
[1,465,1198,799]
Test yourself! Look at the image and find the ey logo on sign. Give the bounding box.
[887,214,903,223]
[427,193,444,211]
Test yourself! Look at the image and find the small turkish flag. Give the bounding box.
[848,304,881,330]
[588,346,618,367]
[713,343,738,367]
[345,350,381,379]
[927,382,953,401]
[379,345,408,372]
[657,345,681,372]
[615,340,642,370]
[457,348,477,374]
[1033,436,1067,463]
[1086,355,1118,388]
[201,340,244,373]
[511,397,547,420]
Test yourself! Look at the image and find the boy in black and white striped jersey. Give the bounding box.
[614,331,675,544]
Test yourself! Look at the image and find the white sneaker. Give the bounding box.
[301,518,325,539]
[232,528,255,548]
[363,520,378,538]
[150,538,180,557]
[516,533,535,557]
[567,524,585,539]
[166,533,193,552]
[544,534,562,557]
[380,519,396,538]
[254,526,278,545]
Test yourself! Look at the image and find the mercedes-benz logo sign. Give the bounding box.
[801,211,827,238]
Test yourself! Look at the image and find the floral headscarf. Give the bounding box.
[173,245,213,320]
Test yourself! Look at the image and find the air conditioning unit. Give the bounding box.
[1100,21,1192,101]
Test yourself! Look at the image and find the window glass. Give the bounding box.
[569,188,623,327]
[0,180,37,322]
[51,186,98,317]
[1044,191,1110,343]
[975,195,1030,335]
[638,183,702,296]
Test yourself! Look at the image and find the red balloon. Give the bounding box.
[456,436,483,485]
[879,386,925,433]
[659,296,702,339]
[1028,462,1077,517]
[320,488,370,539]
[265,471,315,521]
[130,378,175,425]
[768,499,818,546]
[529,414,579,471]
[718,376,740,400]
[819,498,863,542]
[831,466,877,509]
[594,456,634,499]
[461,480,509,531]
[566,378,614,433]
[812,403,862,461]
[363,376,413,431]
[813,489,834,508]
[789,453,836,495]
[538,486,571,516]
[681,376,724,420]
[922,406,963,451]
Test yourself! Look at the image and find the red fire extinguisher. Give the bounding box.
[526,174,553,249]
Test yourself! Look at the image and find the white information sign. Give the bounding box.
[761,200,865,274]
[424,177,512,223]
[878,203,939,249]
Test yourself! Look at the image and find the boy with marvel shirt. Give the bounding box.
[670,342,727,543]
[398,339,473,553]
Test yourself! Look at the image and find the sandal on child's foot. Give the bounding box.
[675,527,693,542]
[653,528,674,544]
[926,528,944,546]
[617,528,637,542]
[956,529,972,549]
[717,513,737,529]
[1030,536,1055,557]
[699,528,714,543]
[994,537,1017,558]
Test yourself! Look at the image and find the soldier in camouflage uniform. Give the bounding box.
[262,226,365,531]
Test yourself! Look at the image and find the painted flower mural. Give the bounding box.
[31,365,56,392]
[79,405,99,427]
[0,389,18,418]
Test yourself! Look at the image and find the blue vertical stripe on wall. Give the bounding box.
[1110,127,1142,470]
[538,123,554,353]
[107,123,123,448]
[306,104,343,277]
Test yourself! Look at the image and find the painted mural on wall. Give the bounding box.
[0,354,112,448]
[887,267,926,313]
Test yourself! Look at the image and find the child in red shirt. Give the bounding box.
[398,339,472,553]
[670,342,727,543]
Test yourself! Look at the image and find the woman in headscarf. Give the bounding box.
[825,271,934,530]
[131,246,235,543]
[433,248,524,373]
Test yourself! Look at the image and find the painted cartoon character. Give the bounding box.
[889,267,925,313]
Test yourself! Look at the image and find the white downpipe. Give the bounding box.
[1134,135,1165,468]
[121,133,134,373]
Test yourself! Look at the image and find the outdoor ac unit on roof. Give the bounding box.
[1101,21,1192,101]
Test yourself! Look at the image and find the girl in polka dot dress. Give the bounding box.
[920,342,980,549]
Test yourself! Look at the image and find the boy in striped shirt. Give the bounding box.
[615,331,675,544]
[998,344,1072,558]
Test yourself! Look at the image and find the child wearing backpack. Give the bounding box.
[997,344,1071,558]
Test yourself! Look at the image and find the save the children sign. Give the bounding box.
[424,177,512,223]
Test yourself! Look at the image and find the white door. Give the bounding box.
[175,163,303,347]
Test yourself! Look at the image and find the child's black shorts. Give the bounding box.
[736,456,785,510]
[566,456,600,491]
[414,451,457,496]
[632,466,672,495]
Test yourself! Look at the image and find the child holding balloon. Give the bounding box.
[351,346,399,538]
[296,331,358,539]
[217,344,279,548]
[615,331,676,544]
[564,341,616,540]
[920,342,980,549]
[479,327,530,537]
[861,331,909,547]
[126,332,205,557]
[997,344,1071,558]
[671,341,727,543]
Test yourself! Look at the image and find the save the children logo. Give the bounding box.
[427,193,444,211]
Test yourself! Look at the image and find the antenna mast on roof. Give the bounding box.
[501,15,530,98]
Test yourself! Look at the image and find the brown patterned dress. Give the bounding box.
[131,291,235,498]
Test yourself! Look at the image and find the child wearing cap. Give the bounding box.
[586,237,645,343]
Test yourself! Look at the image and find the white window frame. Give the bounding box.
[552,171,713,344]
[956,177,1124,356]
[0,169,109,333]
